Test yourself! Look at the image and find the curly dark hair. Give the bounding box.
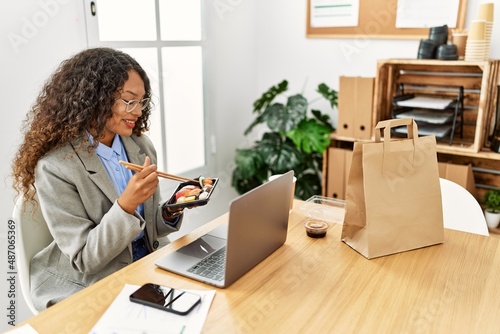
[12,47,153,202]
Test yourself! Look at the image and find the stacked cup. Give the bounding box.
[477,2,494,59]
[465,2,494,61]
[465,20,487,61]
[417,25,458,60]
[436,44,459,60]
[428,25,449,45]
[417,39,440,59]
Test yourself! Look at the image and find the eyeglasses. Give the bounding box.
[119,98,150,113]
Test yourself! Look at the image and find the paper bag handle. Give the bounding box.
[374,118,418,143]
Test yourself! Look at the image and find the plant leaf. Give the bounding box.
[243,112,266,135]
[258,132,301,172]
[248,93,307,135]
[253,80,288,114]
[287,94,308,117]
[295,172,322,200]
[287,119,331,154]
[262,103,288,133]
[233,148,265,178]
[231,167,268,195]
[261,98,305,134]
[232,148,269,194]
[317,83,338,109]
[263,94,307,133]
[484,190,500,212]
[311,109,335,132]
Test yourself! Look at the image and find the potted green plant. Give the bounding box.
[231,80,337,200]
[483,189,500,228]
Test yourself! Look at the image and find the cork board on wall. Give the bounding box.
[306,0,467,39]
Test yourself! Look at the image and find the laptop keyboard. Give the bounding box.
[187,247,226,282]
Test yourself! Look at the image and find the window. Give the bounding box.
[84,0,209,175]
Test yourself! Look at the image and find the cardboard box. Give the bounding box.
[326,147,353,199]
[337,76,374,140]
[438,162,476,196]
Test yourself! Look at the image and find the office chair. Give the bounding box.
[12,195,53,315]
[439,178,489,236]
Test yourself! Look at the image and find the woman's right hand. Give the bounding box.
[118,156,159,214]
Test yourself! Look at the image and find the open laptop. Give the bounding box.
[155,171,294,288]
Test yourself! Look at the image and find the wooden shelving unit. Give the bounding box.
[374,59,500,154]
[323,59,500,206]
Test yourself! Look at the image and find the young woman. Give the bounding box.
[11,47,184,311]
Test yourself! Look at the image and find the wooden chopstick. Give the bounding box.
[119,161,198,183]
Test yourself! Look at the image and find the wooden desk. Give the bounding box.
[16,201,500,333]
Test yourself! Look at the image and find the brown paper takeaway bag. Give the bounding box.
[341,118,444,259]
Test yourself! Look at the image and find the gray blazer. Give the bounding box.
[30,134,182,311]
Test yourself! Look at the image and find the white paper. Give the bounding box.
[396,0,460,28]
[395,96,454,110]
[310,0,359,27]
[90,284,216,334]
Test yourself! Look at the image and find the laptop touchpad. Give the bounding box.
[177,234,226,259]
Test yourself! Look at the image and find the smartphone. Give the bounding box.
[130,283,201,315]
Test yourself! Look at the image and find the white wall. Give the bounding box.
[1,0,498,331]
[255,0,500,121]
